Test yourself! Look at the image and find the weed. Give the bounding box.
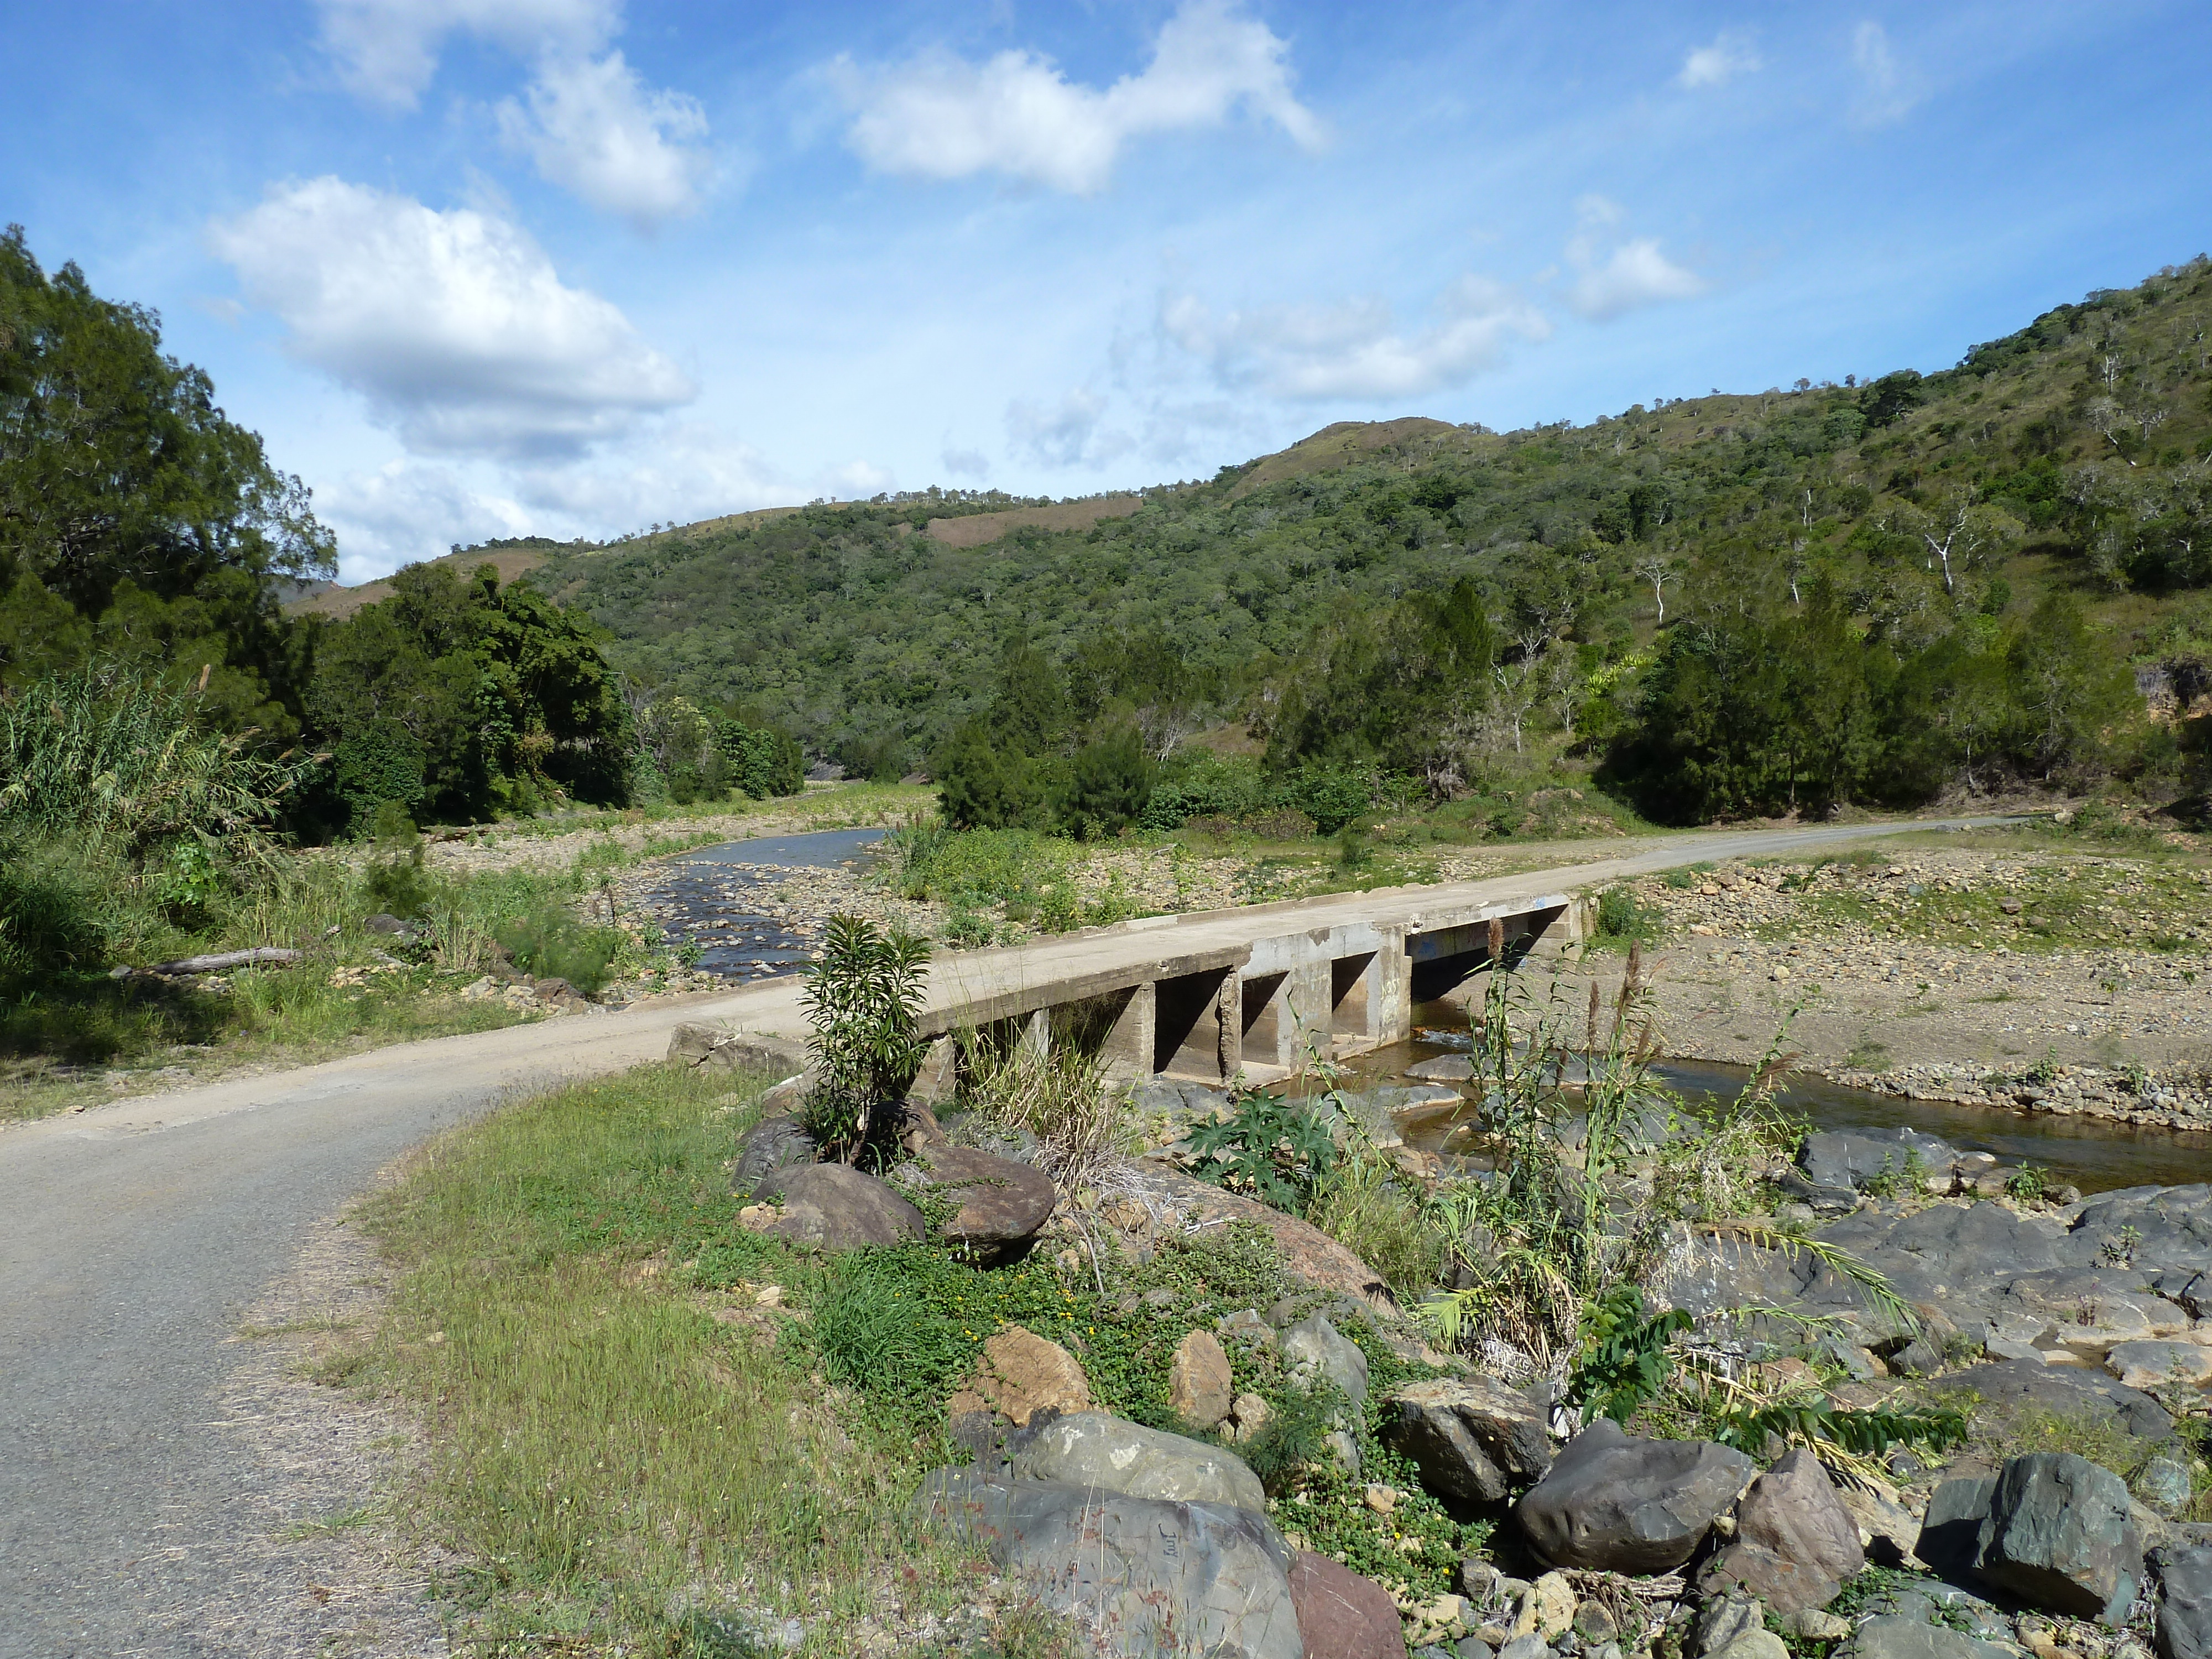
[957,1042,1125,1191]
[1187,1089,1340,1211]
[1593,884,1663,945]
[2005,1164,2050,1203]
[799,914,930,1154]
[1304,1148,1443,1302]
[1844,1034,1892,1071]
[1863,1150,1931,1201]
[494,905,624,994]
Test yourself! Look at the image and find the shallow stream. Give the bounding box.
[635,828,886,982]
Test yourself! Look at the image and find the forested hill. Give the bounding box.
[500,257,2212,807]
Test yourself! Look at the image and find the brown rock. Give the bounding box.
[947,1327,1093,1427]
[1170,1330,1235,1429]
[667,1021,809,1075]
[1132,1161,1391,1306]
[757,1163,924,1251]
[1700,1448,1866,1613]
[897,1143,1057,1261]
[1287,1551,1408,1659]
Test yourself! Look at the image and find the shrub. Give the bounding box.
[494,905,623,995]
[1594,883,1662,941]
[1187,1090,1339,1212]
[0,837,111,979]
[1303,1149,1441,1301]
[800,914,930,1152]
[1063,726,1154,839]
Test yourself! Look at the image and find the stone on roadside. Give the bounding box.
[890,1142,1056,1261]
[1382,1375,1553,1505]
[1282,1313,1370,1411]
[669,1021,808,1075]
[1515,1418,1754,1574]
[754,1162,922,1250]
[915,1468,1301,1659]
[1170,1330,1235,1430]
[732,1116,818,1198]
[948,1327,1092,1430]
[1701,1448,1866,1613]
[2154,1544,2212,1659]
[1974,1452,2143,1623]
[1010,1411,1267,1513]
[1287,1550,1409,1659]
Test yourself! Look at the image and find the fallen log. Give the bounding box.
[109,947,304,979]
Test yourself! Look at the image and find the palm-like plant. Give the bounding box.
[799,914,931,1157]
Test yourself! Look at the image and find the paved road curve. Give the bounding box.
[0,816,2012,1655]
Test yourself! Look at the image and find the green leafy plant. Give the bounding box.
[493,905,624,995]
[2005,1164,2049,1203]
[1186,1088,1340,1212]
[1571,1284,1693,1425]
[1861,1149,1931,1201]
[1594,883,1662,942]
[800,913,931,1155]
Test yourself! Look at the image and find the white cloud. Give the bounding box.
[319,459,535,582]
[316,0,617,108]
[832,0,1323,195]
[1849,20,1921,126]
[513,424,785,524]
[941,445,992,480]
[1006,389,1133,467]
[1677,29,1761,90]
[1562,197,1705,321]
[497,51,710,229]
[1160,275,1550,401]
[208,177,695,459]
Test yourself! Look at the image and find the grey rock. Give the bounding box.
[1383,1376,1553,1505]
[732,1116,818,1198]
[668,1021,810,1075]
[1694,1594,1765,1658]
[1817,1335,1883,1380]
[756,1162,924,1250]
[1407,1055,1476,1082]
[1459,1556,1505,1605]
[1839,1483,1926,1571]
[1282,1313,1370,1411]
[1916,1474,1999,1582]
[1707,1636,1788,1659]
[944,1115,1042,1166]
[362,911,414,936]
[1515,1418,1754,1574]
[2140,1448,2197,1520]
[1455,1640,1497,1659]
[1009,1411,1266,1513]
[2154,1545,2212,1659]
[909,1034,957,1107]
[1889,1337,1946,1378]
[1975,1452,2142,1623]
[1799,1128,1962,1191]
[1838,1615,2018,1659]
[1572,1603,1618,1644]
[1944,1359,2174,1442]
[1498,1637,1551,1659]
[1326,1430,1363,1479]
[916,1469,1300,1659]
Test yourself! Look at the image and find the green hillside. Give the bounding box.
[514,257,2212,820]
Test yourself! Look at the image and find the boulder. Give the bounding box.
[732,1117,819,1198]
[1129,1161,1392,1305]
[2138,1448,2197,1519]
[1799,1128,1962,1192]
[1169,1331,1235,1430]
[947,1327,1093,1428]
[1010,1411,1267,1513]
[1700,1449,1865,1613]
[1838,1616,2019,1659]
[754,1162,922,1250]
[1942,1359,2173,1442]
[1975,1452,2142,1623]
[1694,1594,1765,1657]
[1288,1550,1408,1659]
[1838,1483,1927,1570]
[1382,1376,1553,1505]
[2109,1342,2212,1391]
[1282,1313,1370,1411]
[1515,1418,1753,1574]
[2154,1544,2212,1659]
[916,1469,1301,1659]
[892,1142,1056,1261]
[669,1021,809,1075]
[1705,1634,1789,1659]
[1915,1474,1999,1581]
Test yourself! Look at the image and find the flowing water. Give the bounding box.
[635,828,886,982]
[1343,1000,2212,1194]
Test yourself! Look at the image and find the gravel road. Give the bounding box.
[0,815,2008,1656]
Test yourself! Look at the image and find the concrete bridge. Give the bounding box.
[916,880,1583,1086]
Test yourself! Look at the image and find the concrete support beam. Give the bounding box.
[1018,1007,1050,1062]
[1099,982,1155,1084]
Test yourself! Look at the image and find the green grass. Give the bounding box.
[339,1060,1494,1651]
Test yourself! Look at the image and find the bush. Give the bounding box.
[1277,764,1372,835]
[1062,726,1154,838]
[1594,883,1662,942]
[0,837,111,979]
[935,723,1046,831]
[799,914,930,1152]
[494,905,624,995]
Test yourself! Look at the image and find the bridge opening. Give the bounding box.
[1330,952,1376,1041]
[1155,967,1233,1079]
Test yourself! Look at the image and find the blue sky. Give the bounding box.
[8,1,2210,581]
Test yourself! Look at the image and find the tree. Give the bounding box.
[1063,724,1154,838]
[933,721,1045,830]
[0,226,333,735]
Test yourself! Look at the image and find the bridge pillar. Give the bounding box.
[1099,980,1156,1083]
[1018,1007,1050,1062]
[1328,925,1410,1053]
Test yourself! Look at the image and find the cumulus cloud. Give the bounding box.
[1849,20,1921,126]
[1006,389,1134,468]
[208,177,694,460]
[316,0,617,108]
[1561,196,1705,321]
[497,51,710,228]
[1677,29,1761,90]
[511,424,785,523]
[317,459,535,582]
[832,0,1322,195]
[1160,275,1549,401]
